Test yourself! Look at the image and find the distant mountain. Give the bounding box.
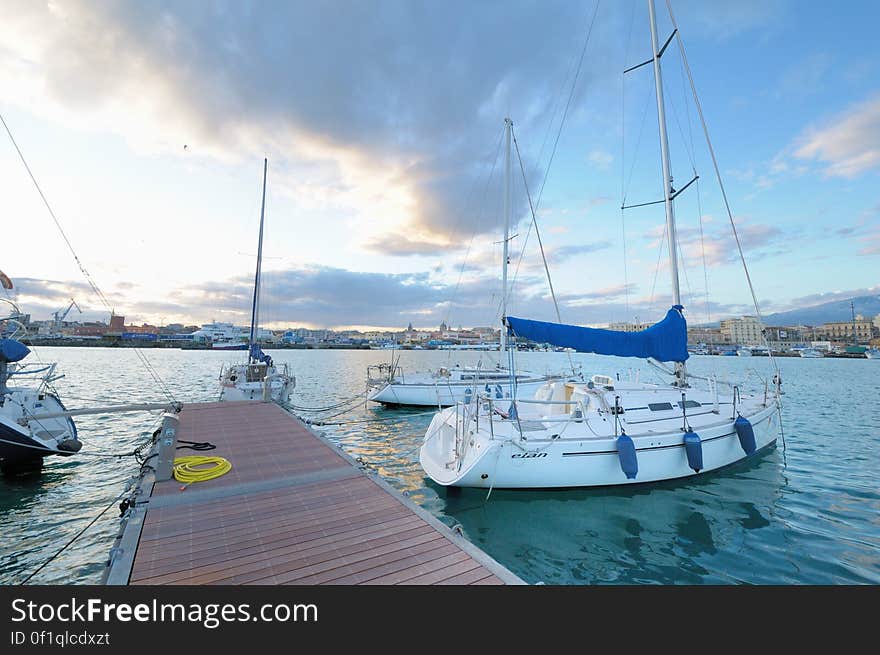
[762,295,880,327]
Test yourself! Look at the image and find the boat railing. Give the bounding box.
[366,364,403,386]
[453,400,476,468]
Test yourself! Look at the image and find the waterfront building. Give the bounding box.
[720,315,764,346]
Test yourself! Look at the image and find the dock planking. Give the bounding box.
[104,401,523,585]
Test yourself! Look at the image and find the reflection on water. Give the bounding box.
[1,347,878,584]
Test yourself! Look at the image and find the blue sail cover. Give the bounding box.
[249,344,273,368]
[506,305,689,362]
[0,338,30,363]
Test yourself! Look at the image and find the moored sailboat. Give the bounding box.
[419,0,782,489]
[0,299,80,474]
[218,159,294,404]
[367,119,570,407]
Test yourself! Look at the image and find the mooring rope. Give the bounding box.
[20,488,128,584]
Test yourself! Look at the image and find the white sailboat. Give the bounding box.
[798,348,824,358]
[219,159,295,404]
[0,299,80,474]
[367,119,570,407]
[419,0,782,489]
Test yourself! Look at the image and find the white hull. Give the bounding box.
[799,349,824,358]
[219,362,295,404]
[0,388,79,468]
[212,342,247,351]
[368,375,559,407]
[420,379,779,489]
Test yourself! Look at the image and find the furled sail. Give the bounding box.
[506,305,689,362]
[249,344,273,368]
[0,338,30,363]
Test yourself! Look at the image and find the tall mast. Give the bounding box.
[249,158,268,359]
[501,117,512,354]
[648,0,686,384]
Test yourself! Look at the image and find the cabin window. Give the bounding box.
[677,400,701,409]
[648,402,674,411]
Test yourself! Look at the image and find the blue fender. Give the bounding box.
[617,434,638,479]
[683,430,703,472]
[734,415,756,455]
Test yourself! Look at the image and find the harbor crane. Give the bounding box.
[52,298,81,338]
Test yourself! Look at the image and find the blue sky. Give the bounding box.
[0,0,877,330]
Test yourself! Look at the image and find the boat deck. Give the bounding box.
[104,401,522,585]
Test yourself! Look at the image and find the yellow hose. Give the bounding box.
[172,455,232,484]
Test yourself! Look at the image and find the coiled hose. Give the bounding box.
[172,455,232,484]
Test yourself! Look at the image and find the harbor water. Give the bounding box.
[1,347,878,584]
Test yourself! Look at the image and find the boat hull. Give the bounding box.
[219,379,294,403]
[368,378,555,407]
[0,394,79,469]
[420,404,778,489]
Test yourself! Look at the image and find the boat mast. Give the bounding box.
[648,0,686,385]
[501,117,512,354]
[249,158,268,361]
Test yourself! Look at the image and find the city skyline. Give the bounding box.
[1,1,878,331]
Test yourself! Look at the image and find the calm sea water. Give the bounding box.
[1,346,878,585]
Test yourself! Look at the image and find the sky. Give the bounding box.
[0,0,878,331]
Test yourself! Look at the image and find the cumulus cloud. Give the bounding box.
[644,218,790,269]
[10,264,765,330]
[0,0,621,250]
[793,94,880,178]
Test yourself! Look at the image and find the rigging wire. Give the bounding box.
[511,127,576,377]
[20,487,128,584]
[672,29,711,326]
[508,0,601,299]
[648,221,667,309]
[0,112,177,402]
[619,0,638,319]
[442,124,506,331]
[663,0,778,377]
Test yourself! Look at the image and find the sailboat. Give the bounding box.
[367,119,570,407]
[0,298,80,473]
[419,0,781,489]
[218,159,295,404]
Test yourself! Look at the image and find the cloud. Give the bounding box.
[672,0,788,39]
[587,149,613,170]
[12,263,773,330]
[644,218,789,268]
[829,205,880,256]
[2,277,113,322]
[362,233,454,257]
[780,286,880,311]
[793,94,880,177]
[0,0,620,250]
[550,241,614,263]
[560,283,639,306]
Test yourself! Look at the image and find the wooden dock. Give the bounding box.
[103,401,523,585]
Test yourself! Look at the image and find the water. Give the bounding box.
[1,347,878,585]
